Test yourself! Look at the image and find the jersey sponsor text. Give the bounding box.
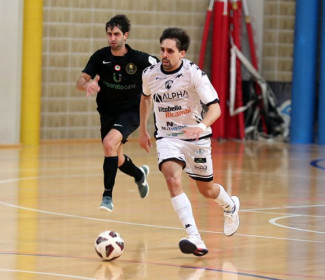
[158,105,182,112]
[165,108,191,118]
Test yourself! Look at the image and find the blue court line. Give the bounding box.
[1,252,283,280]
[310,158,325,170]
[180,264,282,280]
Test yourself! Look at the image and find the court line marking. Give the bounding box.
[0,268,94,280]
[0,253,288,280]
[240,207,325,235]
[242,205,325,234]
[1,166,325,181]
[242,205,325,211]
[0,265,283,280]
[0,200,324,244]
[269,216,325,234]
[242,210,325,217]
[1,175,325,241]
[3,251,322,280]
[310,158,325,170]
[1,178,324,279]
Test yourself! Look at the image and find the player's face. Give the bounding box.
[160,39,185,72]
[106,26,128,50]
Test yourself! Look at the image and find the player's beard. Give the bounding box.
[162,58,172,71]
[109,40,124,51]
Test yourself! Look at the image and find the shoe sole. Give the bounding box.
[99,204,113,212]
[179,239,208,256]
[225,196,240,237]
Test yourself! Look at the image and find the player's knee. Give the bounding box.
[165,175,181,187]
[198,185,215,199]
[103,139,119,155]
[165,176,182,196]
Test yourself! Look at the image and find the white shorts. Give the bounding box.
[156,137,213,181]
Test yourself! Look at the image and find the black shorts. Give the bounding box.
[100,110,140,143]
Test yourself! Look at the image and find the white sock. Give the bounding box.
[215,184,234,212]
[171,193,199,236]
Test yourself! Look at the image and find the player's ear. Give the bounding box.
[124,32,129,40]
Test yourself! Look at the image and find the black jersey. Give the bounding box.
[82,44,158,114]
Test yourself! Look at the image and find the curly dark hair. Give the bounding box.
[105,15,131,34]
[159,27,190,52]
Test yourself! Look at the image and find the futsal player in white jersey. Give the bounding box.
[139,27,240,256]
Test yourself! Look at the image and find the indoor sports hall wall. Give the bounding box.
[41,0,294,141]
[40,0,214,140]
[0,0,296,144]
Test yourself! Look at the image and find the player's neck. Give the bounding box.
[111,45,128,56]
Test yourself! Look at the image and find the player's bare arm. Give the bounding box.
[76,73,101,97]
[139,94,153,153]
[183,102,221,140]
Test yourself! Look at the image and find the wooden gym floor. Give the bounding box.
[0,139,325,280]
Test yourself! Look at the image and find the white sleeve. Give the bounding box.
[192,68,219,105]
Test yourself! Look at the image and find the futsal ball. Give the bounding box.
[94,231,125,261]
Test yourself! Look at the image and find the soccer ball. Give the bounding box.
[94,231,125,261]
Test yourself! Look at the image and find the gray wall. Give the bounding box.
[0,0,23,145]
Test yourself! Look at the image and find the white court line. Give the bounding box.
[241,210,325,218]
[0,171,160,184]
[1,200,325,244]
[269,216,325,234]
[242,204,325,211]
[242,205,325,235]
[1,176,325,243]
[0,201,186,231]
[0,268,94,280]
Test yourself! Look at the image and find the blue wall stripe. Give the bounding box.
[318,0,325,144]
[290,0,320,144]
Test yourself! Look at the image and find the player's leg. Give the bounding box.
[118,151,149,199]
[196,181,240,236]
[116,110,149,198]
[100,128,123,212]
[157,138,208,256]
[186,138,240,236]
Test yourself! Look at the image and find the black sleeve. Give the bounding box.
[137,51,159,69]
[82,50,101,78]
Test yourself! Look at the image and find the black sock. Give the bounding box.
[119,155,143,182]
[103,156,118,198]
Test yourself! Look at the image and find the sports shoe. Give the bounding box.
[179,235,208,256]
[224,196,240,236]
[135,165,149,199]
[99,196,114,212]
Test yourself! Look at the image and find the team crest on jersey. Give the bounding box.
[114,65,121,71]
[165,80,173,89]
[113,73,122,83]
[126,63,137,74]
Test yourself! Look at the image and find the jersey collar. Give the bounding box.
[160,60,183,75]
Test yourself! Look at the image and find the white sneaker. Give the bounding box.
[179,235,208,256]
[224,196,240,236]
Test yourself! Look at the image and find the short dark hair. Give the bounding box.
[105,15,131,34]
[159,27,190,52]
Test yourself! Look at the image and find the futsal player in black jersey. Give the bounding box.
[76,15,158,212]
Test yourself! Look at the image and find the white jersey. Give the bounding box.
[142,59,219,140]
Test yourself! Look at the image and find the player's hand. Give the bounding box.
[182,126,204,141]
[86,75,100,96]
[139,131,152,153]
